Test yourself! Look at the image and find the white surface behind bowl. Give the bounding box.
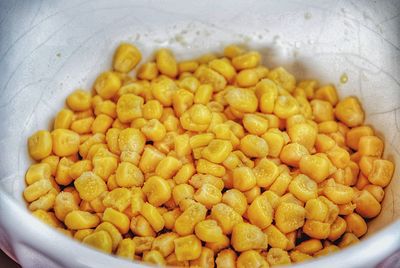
[0,0,399,267]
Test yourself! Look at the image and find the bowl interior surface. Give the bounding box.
[0,0,399,267]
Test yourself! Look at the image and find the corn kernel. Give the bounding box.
[231,222,268,252]
[175,202,207,235]
[232,51,261,70]
[174,235,202,261]
[66,89,92,112]
[64,210,99,230]
[275,202,305,233]
[274,95,300,119]
[137,62,158,80]
[280,143,309,167]
[266,248,291,266]
[94,72,121,99]
[296,239,322,254]
[247,195,273,229]
[211,203,242,235]
[216,249,237,268]
[335,97,364,127]
[116,238,136,260]
[142,176,171,207]
[289,174,318,202]
[178,60,199,73]
[338,233,359,248]
[353,190,381,218]
[311,99,334,123]
[156,49,178,78]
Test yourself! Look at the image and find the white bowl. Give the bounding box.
[0,0,399,267]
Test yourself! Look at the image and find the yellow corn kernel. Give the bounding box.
[137,62,159,80]
[364,184,384,202]
[359,156,377,176]
[151,77,178,106]
[267,66,296,92]
[132,236,154,254]
[94,222,122,251]
[275,202,305,233]
[174,235,202,261]
[166,253,189,267]
[156,48,178,78]
[316,196,339,224]
[305,198,328,222]
[209,59,236,82]
[278,193,304,207]
[314,245,340,257]
[323,179,354,205]
[172,88,193,117]
[142,100,163,120]
[314,84,338,105]
[66,89,92,112]
[139,202,165,233]
[54,109,74,129]
[142,176,171,207]
[70,116,94,134]
[102,207,129,234]
[318,121,338,134]
[189,133,214,149]
[311,99,334,123]
[94,71,121,99]
[172,163,194,184]
[23,178,53,203]
[239,134,268,158]
[338,202,356,216]
[201,139,233,164]
[289,174,318,202]
[173,134,190,158]
[221,189,247,216]
[175,202,207,235]
[260,133,283,159]
[236,69,259,87]
[118,128,145,154]
[215,249,237,268]
[74,229,94,241]
[113,43,141,72]
[28,190,56,211]
[28,130,53,160]
[231,222,268,252]
[74,172,107,202]
[266,248,291,266]
[358,136,384,158]
[178,60,199,73]
[78,133,104,158]
[64,210,99,230]
[280,143,309,167]
[327,216,347,242]
[299,155,330,183]
[137,146,163,174]
[326,146,350,169]
[190,247,214,268]
[353,190,381,218]
[254,79,278,113]
[25,163,51,185]
[140,119,166,142]
[211,203,242,235]
[232,51,261,70]
[196,159,226,177]
[193,219,223,243]
[261,191,280,210]
[264,225,289,249]
[130,215,156,237]
[272,95,299,119]
[192,85,212,105]
[116,93,143,123]
[297,79,317,99]
[149,232,178,258]
[315,134,335,153]
[69,160,92,181]
[114,162,143,188]
[195,66,227,92]
[82,230,112,253]
[92,155,118,181]
[163,208,181,230]
[345,212,367,238]
[32,210,61,228]
[179,76,199,93]
[338,233,359,248]
[232,166,256,192]
[269,172,292,196]
[193,183,222,209]
[41,156,59,177]
[243,186,261,204]
[302,219,330,239]
[335,96,364,127]
[346,125,374,150]
[54,191,79,221]
[250,159,277,188]
[290,250,313,263]
[295,239,323,254]
[225,88,258,113]
[242,114,269,136]
[154,156,182,179]
[51,129,80,157]
[101,188,131,212]
[115,238,136,260]
[90,114,113,134]
[247,195,273,229]
[236,250,269,268]
[288,123,317,151]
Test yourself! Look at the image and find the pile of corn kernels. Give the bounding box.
[24,43,395,267]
